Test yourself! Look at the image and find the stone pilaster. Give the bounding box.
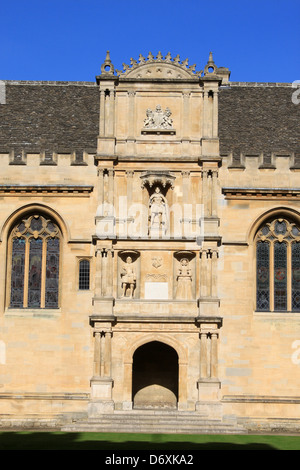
[89,325,114,415]
[196,319,222,416]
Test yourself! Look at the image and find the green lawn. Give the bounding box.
[0,431,300,450]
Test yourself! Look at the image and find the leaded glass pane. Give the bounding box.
[79,259,90,290]
[292,242,300,311]
[45,238,60,308]
[30,216,43,232]
[274,220,287,236]
[28,238,43,308]
[274,242,287,311]
[256,241,270,311]
[10,238,25,308]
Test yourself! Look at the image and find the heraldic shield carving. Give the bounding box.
[142,105,175,134]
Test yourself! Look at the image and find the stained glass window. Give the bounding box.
[10,238,26,308]
[256,241,270,311]
[256,218,300,312]
[292,242,300,311]
[45,238,60,308]
[274,242,287,311]
[79,259,90,290]
[9,214,60,309]
[28,238,43,308]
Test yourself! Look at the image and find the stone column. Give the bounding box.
[212,90,218,138]
[97,168,104,216]
[210,332,218,379]
[200,332,208,379]
[127,91,136,154]
[99,90,105,136]
[93,331,101,377]
[211,169,218,217]
[108,168,114,216]
[196,322,222,416]
[202,91,209,138]
[211,248,218,298]
[200,248,209,298]
[89,327,114,415]
[201,169,209,217]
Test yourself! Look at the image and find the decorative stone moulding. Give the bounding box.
[97,50,230,83]
[115,51,203,80]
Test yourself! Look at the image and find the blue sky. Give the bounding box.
[1,0,299,82]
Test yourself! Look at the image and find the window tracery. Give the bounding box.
[9,214,60,309]
[256,218,300,312]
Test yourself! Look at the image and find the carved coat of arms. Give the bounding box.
[152,256,162,268]
[143,105,174,130]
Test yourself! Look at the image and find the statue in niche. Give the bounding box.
[176,258,193,300]
[120,256,136,298]
[149,186,168,234]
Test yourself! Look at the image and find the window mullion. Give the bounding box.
[270,241,274,312]
[287,242,292,311]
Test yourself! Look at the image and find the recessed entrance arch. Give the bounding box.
[132,341,178,409]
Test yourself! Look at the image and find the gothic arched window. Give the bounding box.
[9,214,61,309]
[256,218,300,312]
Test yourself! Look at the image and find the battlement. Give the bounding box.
[222,151,300,171]
[0,149,96,167]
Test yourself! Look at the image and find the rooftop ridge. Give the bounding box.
[0,80,97,86]
[1,80,294,87]
[226,81,294,87]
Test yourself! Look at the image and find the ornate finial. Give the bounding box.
[181,58,189,68]
[147,52,155,62]
[100,50,115,75]
[173,54,180,64]
[130,57,138,67]
[204,51,217,75]
[165,52,172,62]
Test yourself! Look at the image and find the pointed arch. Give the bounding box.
[0,203,70,243]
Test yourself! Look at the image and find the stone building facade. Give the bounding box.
[0,51,299,432]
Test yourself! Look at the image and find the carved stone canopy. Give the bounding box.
[140,171,176,190]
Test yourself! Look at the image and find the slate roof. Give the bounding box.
[219,83,300,163]
[0,81,99,158]
[0,80,299,163]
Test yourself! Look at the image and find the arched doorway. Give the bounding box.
[132,341,178,409]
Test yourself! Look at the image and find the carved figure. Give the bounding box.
[120,256,136,298]
[149,187,168,233]
[176,258,193,300]
[161,107,173,128]
[144,108,155,128]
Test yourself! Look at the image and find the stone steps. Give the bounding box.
[62,410,247,434]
